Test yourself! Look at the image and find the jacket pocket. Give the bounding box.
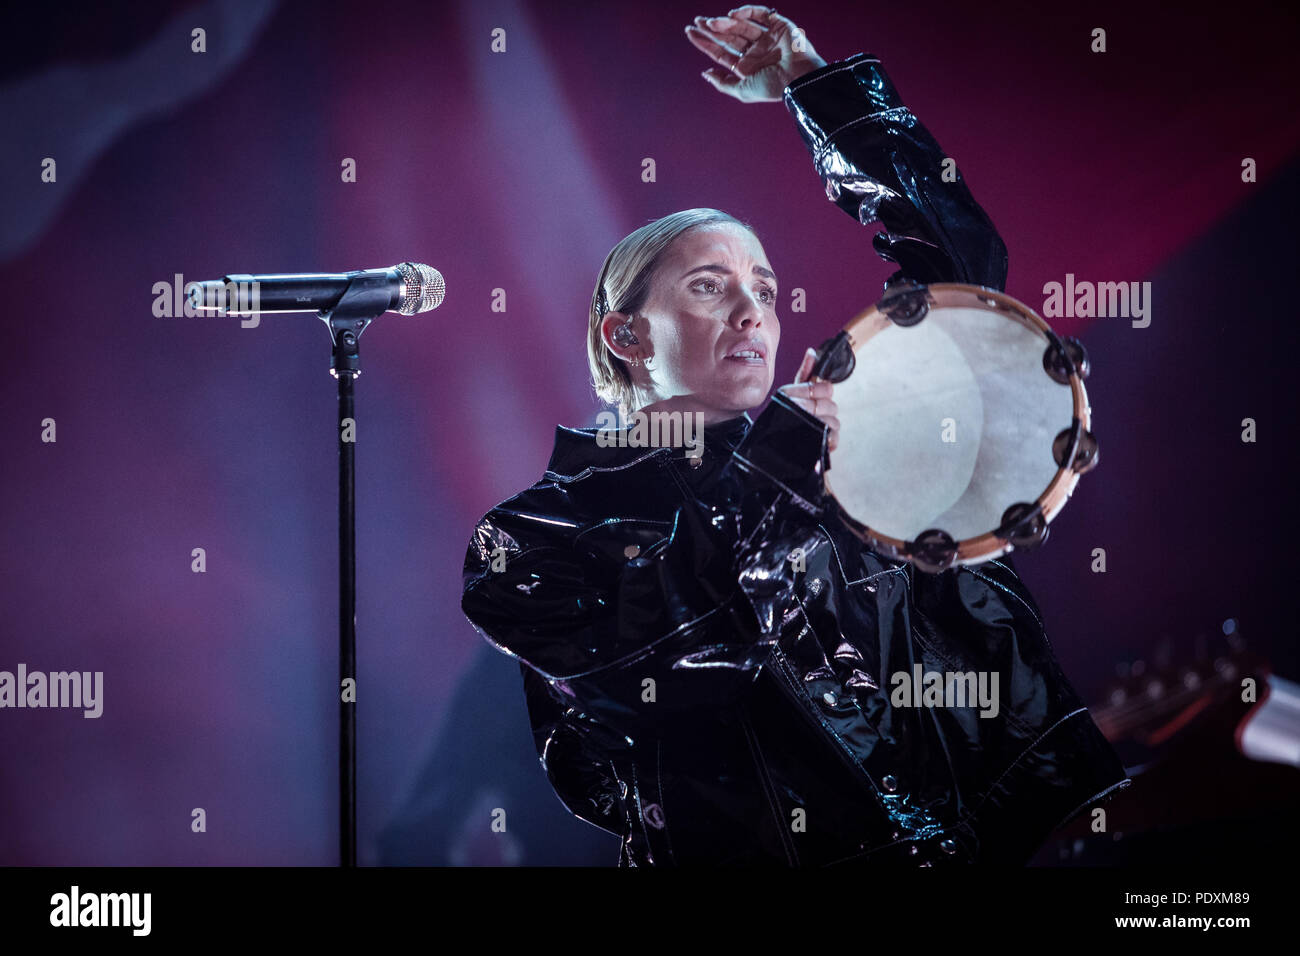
[738,713,801,865]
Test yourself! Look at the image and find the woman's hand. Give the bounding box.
[779,347,839,452]
[685,6,828,103]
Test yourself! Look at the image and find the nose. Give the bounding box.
[727,288,765,331]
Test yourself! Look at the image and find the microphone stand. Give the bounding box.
[318,273,395,868]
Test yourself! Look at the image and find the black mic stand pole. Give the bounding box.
[318,273,394,868]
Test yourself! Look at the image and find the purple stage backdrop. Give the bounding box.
[1,0,1297,866]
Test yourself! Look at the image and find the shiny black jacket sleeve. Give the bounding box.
[783,52,1009,291]
[461,393,831,747]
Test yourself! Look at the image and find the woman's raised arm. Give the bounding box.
[687,6,1008,290]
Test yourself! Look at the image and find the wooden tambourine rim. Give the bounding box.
[824,283,1091,568]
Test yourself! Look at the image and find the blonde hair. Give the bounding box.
[588,208,756,416]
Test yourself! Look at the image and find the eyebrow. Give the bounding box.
[681,263,778,283]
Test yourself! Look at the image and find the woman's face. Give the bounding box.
[622,222,780,420]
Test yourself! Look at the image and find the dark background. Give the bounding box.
[1,0,1295,865]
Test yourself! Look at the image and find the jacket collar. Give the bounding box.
[545,412,753,480]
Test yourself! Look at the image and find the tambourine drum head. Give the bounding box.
[829,290,1076,548]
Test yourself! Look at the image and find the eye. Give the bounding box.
[692,277,724,294]
[758,286,777,304]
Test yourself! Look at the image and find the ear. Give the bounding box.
[600,311,639,362]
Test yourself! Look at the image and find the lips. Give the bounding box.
[723,339,768,365]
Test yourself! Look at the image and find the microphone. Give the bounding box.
[187,262,445,316]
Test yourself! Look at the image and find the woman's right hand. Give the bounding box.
[779,347,840,452]
[685,6,828,104]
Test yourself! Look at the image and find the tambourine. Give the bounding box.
[810,281,1098,573]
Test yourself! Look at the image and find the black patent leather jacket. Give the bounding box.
[462,53,1130,866]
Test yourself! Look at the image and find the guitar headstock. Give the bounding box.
[1092,618,1267,749]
